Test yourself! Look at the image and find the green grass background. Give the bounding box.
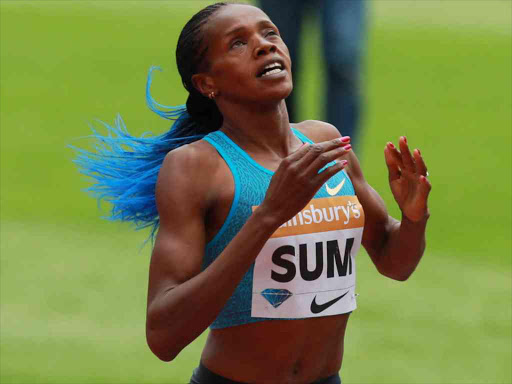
[1,1,510,383]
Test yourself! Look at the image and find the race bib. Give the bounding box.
[251,196,364,318]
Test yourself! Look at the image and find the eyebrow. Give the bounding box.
[224,19,274,37]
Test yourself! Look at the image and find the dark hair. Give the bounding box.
[72,2,231,242]
[177,2,228,132]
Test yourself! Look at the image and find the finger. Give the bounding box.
[296,137,350,167]
[385,141,404,170]
[413,148,428,176]
[384,146,401,182]
[305,143,352,175]
[399,136,416,173]
[312,159,348,187]
[287,142,313,162]
[418,175,432,202]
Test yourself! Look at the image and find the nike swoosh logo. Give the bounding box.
[325,178,345,196]
[310,291,349,314]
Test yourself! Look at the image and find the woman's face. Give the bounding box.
[197,4,293,105]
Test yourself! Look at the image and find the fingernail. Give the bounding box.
[341,160,348,166]
[403,136,407,144]
[388,142,395,149]
[417,148,421,156]
[343,144,352,151]
[341,136,350,143]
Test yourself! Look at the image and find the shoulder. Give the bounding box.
[158,140,218,190]
[156,139,225,215]
[293,120,364,181]
[161,139,220,172]
[292,120,342,144]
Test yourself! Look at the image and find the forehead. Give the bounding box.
[206,4,273,37]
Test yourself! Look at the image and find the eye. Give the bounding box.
[265,29,278,37]
[231,40,245,49]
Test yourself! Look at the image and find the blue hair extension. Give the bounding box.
[146,66,187,120]
[72,66,206,242]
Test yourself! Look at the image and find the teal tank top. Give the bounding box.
[203,128,364,329]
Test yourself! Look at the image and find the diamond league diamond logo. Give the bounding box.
[260,288,293,308]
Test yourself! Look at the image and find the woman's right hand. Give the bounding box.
[258,136,352,228]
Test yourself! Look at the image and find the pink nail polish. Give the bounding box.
[388,142,395,149]
[403,136,407,144]
[341,136,350,143]
[343,144,352,151]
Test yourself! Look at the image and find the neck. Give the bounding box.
[217,100,299,158]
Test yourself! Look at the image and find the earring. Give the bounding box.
[208,92,216,100]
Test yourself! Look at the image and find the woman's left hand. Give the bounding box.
[384,136,432,222]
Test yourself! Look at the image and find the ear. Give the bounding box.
[191,73,217,98]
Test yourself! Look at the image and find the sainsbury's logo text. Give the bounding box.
[253,196,365,238]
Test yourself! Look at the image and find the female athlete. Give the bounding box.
[76,3,431,383]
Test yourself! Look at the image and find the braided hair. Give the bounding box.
[177,2,226,132]
[73,2,229,241]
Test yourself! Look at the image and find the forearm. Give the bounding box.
[373,213,430,281]
[146,209,279,361]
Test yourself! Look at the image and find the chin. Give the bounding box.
[261,82,293,103]
[280,82,293,99]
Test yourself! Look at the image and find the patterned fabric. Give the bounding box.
[203,128,356,329]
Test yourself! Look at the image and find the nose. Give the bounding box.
[253,36,277,58]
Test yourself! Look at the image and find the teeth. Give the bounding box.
[262,68,283,77]
[259,62,284,77]
[263,62,281,70]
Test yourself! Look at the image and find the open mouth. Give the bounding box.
[257,62,284,78]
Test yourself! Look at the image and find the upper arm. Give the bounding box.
[146,144,215,309]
